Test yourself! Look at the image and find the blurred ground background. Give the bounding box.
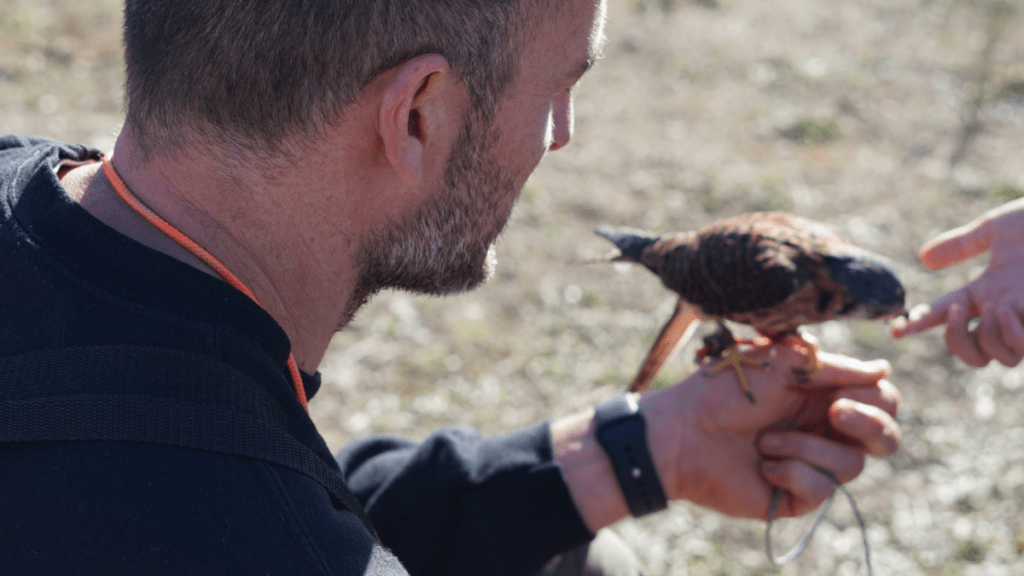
[4,0,1024,574]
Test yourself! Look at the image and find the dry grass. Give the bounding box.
[5,0,1024,573]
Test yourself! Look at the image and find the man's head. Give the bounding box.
[122,0,546,160]
[118,0,607,333]
[345,0,606,312]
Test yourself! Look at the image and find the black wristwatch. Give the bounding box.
[593,393,668,517]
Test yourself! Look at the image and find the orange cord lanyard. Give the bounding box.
[101,159,309,411]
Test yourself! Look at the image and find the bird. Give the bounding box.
[597,212,906,400]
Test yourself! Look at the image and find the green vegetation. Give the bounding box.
[777,118,841,143]
[990,184,1024,202]
[955,539,987,563]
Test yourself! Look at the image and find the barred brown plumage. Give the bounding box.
[597,212,906,399]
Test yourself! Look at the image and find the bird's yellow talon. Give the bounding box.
[704,348,769,404]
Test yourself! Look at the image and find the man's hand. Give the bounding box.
[891,198,1024,367]
[552,343,900,531]
[643,344,899,519]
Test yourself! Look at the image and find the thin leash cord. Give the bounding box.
[765,466,873,575]
[101,159,309,411]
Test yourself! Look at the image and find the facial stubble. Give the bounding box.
[342,115,517,327]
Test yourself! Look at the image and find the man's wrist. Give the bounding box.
[551,389,692,530]
[550,410,631,532]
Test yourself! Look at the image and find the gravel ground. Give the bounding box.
[4,0,1024,574]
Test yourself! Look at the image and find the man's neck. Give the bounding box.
[60,130,365,373]
[61,161,221,279]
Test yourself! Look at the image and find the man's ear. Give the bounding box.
[378,54,453,185]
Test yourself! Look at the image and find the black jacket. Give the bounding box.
[0,135,592,575]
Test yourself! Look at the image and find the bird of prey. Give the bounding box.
[597,212,906,400]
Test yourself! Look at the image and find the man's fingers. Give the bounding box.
[757,395,901,517]
[890,286,974,337]
[811,352,890,387]
[834,378,901,418]
[997,307,1024,362]
[890,302,944,337]
[919,218,991,271]
[977,305,1024,367]
[945,303,989,367]
[759,458,854,517]
[759,431,865,483]
[829,398,901,457]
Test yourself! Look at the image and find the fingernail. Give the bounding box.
[890,316,907,332]
[832,398,857,422]
[908,304,931,322]
[868,358,891,372]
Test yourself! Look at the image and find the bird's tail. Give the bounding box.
[594,227,658,263]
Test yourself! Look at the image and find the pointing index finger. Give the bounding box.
[891,300,950,338]
[919,217,992,271]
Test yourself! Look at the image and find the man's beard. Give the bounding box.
[342,114,517,325]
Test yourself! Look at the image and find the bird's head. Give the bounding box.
[824,251,907,320]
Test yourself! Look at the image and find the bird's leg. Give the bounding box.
[761,329,821,385]
[695,321,740,359]
[697,323,770,404]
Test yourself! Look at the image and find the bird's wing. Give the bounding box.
[627,298,701,393]
[654,226,809,319]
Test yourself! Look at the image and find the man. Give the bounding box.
[0,0,901,574]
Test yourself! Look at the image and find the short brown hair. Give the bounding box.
[122,0,544,159]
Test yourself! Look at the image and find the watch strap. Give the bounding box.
[593,393,668,517]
